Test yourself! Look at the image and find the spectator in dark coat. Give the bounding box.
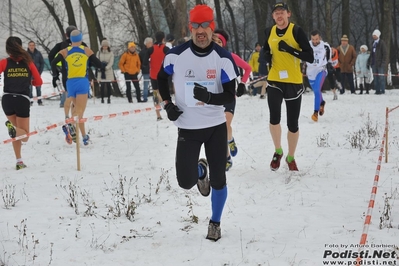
[367,29,388,94]
[139,37,153,102]
[27,40,45,105]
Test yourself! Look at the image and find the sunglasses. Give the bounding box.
[190,21,212,29]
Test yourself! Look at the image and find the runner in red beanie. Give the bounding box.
[189,4,215,31]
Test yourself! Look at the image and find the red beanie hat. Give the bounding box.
[189,5,215,31]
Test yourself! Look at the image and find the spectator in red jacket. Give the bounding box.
[148,31,169,120]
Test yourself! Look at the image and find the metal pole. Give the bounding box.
[9,0,12,35]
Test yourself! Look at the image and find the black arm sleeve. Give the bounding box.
[263,27,272,64]
[207,79,236,105]
[50,53,64,76]
[89,54,103,69]
[292,26,314,63]
[157,66,171,101]
[48,43,61,63]
[325,45,331,61]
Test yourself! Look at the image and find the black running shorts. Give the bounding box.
[2,94,30,118]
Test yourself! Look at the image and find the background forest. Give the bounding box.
[0,0,398,85]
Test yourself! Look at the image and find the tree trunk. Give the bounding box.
[342,0,350,37]
[63,0,77,31]
[41,0,65,41]
[391,0,398,74]
[306,0,313,36]
[79,0,98,51]
[79,0,101,96]
[287,0,306,31]
[125,0,148,48]
[224,0,240,56]
[381,0,392,74]
[158,0,175,34]
[175,0,188,39]
[252,0,271,43]
[87,0,104,46]
[214,0,223,29]
[325,0,332,44]
[146,0,158,34]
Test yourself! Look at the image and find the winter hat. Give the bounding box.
[166,33,175,42]
[66,25,77,38]
[360,45,368,51]
[189,5,215,31]
[372,29,381,38]
[128,42,136,48]
[341,34,349,41]
[216,34,227,47]
[214,29,229,47]
[101,40,110,47]
[70,30,83,43]
[272,2,289,13]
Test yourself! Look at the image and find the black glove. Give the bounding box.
[264,51,272,65]
[193,82,211,103]
[278,40,294,54]
[52,76,60,88]
[236,83,246,97]
[164,102,183,121]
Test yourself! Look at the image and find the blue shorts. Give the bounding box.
[66,78,90,98]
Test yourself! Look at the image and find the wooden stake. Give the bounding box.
[385,107,388,163]
[75,116,81,171]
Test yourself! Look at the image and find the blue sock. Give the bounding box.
[211,186,228,223]
[198,164,204,179]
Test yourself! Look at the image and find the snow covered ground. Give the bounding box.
[0,71,398,265]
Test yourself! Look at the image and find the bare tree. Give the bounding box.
[125,0,149,48]
[252,0,271,44]
[41,0,66,41]
[341,0,350,37]
[158,0,175,35]
[381,0,392,73]
[223,0,239,56]
[214,0,223,29]
[325,0,332,44]
[79,0,99,52]
[175,0,188,39]
[305,0,313,35]
[287,0,306,30]
[145,0,158,36]
[63,0,77,28]
[391,0,399,73]
[87,0,104,47]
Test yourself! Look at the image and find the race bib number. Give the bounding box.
[279,70,288,79]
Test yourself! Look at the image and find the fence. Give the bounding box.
[356,104,399,262]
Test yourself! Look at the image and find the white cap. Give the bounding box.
[360,45,368,51]
[372,29,381,38]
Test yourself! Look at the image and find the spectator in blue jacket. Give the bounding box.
[355,45,371,94]
[27,41,45,105]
